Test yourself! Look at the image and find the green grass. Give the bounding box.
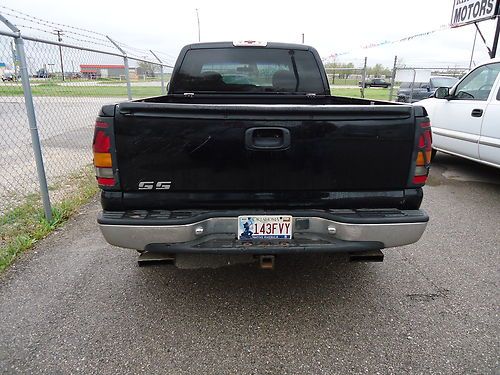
[0,83,162,97]
[331,87,393,101]
[1,82,394,101]
[329,78,359,86]
[0,166,99,273]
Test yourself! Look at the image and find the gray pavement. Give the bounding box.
[0,96,121,213]
[0,152,499,374]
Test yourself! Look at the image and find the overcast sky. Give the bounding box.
[0,0,498,68]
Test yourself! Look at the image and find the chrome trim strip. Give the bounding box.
[432,127,479,144]
[479,136,500,149]
[99,216,428,251]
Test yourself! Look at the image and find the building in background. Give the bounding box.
[79,64,138,79]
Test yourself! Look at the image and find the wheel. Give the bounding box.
[397,96,407,103]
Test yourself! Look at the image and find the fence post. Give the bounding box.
[360,57,367,98]
[389,55,397,101]
[409,69,416,103]
[0,14,53,220]
[107,36,132,100]
[150,50,166,95]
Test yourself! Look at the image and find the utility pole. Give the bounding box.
[301,33,304,44]
[195,9,201,42]
[53,29,65,81]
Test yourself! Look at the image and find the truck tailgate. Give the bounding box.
[113,103,415,192]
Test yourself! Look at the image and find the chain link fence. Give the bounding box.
[325,56,469,102]
[0,14,173,218]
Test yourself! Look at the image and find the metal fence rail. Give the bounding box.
[0,13,173,218]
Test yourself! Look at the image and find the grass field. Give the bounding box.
[331,87,393,101]
[1,82,394,101]
[0,83,162,98]
[329,78,359,86]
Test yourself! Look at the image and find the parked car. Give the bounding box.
[419,60,500,168]
[397,76,459,103]
[1,71,16,82]
[34,68,49,78]
[358,78,391,88]
[94,41,431,265]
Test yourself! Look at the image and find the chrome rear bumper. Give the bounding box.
[99,211,428,252]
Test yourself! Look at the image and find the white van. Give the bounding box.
[419,59,500,169]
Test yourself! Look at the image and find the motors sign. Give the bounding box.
[451,0,499,27]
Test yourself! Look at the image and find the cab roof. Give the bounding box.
[185,41,312,51]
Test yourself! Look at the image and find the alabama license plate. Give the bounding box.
[237,215,292,240]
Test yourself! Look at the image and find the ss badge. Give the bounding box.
[138,181,171,190]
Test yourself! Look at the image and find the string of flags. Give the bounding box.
[323,24,451,61]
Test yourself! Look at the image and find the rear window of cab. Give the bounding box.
[171,48,325,94]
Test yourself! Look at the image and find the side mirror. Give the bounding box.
[434,87,450,99]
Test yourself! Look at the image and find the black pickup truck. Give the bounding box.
[93,41,431,263]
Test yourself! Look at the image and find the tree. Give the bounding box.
[367,63,392,78]
[137,61,159,77]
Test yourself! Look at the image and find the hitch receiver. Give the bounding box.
[259,255,275,270]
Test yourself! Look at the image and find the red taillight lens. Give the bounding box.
[93,129,110,153]
[93,120,115,187]
[97,177,115,186]
[413,121,432,185]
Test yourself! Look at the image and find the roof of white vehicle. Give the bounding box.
[475,58,500,67]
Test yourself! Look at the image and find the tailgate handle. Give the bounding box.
[245,127,291,151]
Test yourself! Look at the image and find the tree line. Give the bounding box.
[324,62,392,78]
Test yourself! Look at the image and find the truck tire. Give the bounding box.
[431,148,437,161]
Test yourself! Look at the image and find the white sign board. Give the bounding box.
[395,69,432,83]
[451,0,499,27]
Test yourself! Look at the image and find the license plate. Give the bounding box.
[237,215,292,240]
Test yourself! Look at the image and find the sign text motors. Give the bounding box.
[451,0,499,27]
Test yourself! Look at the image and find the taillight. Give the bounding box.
[93,120,115,187]
[413,121,432,185]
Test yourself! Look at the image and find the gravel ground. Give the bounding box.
[0,153,499,375]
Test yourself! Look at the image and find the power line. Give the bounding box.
[0,5,107,37]
[0,6,176,64]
